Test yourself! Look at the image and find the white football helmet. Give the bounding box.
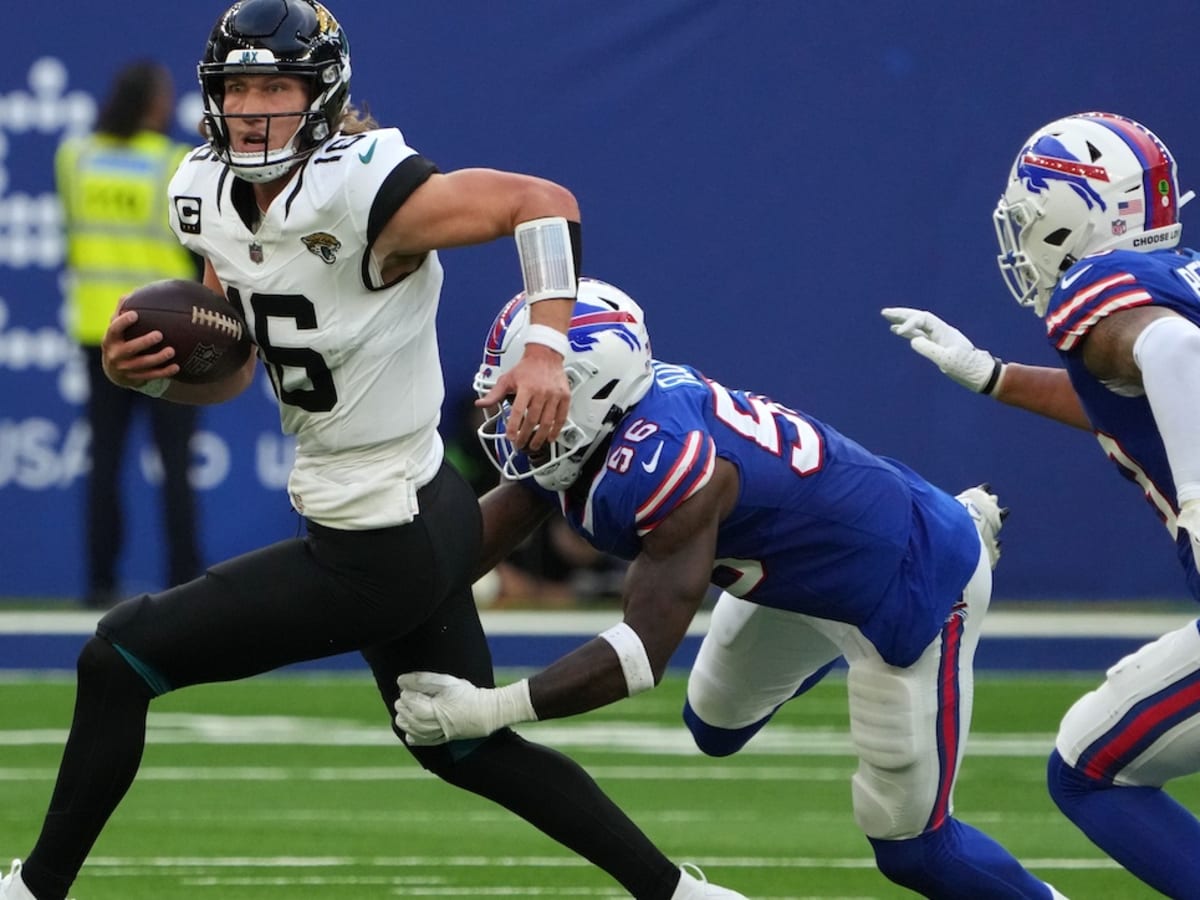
[994,111,1186,316]
[473,277,654,491]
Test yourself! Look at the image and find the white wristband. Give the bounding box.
[515,216,577,304]
[495,678,538,726]
[524,323,570,357]
[599,622,655,696]
[133,378,170,398]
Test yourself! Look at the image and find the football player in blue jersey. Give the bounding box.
[394,277,1067,899]
[882,111,1200,899]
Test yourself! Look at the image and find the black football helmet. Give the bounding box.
[199,0,352,182]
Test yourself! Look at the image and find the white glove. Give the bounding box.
[955,483,1007,570]
[1177,499,1200,574]
[394,672,536,746]
[881,307,1004,395]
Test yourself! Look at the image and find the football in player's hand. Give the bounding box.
[120,279,252,384]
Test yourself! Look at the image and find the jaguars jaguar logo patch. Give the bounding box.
[301,232,341,264]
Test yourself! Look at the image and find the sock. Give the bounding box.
[21,638,154,900]
[869,818,1052,899]
[1048,748,1200,898]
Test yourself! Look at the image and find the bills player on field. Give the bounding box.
[395,278,1067,899]
[883,111,1200,898]
[0,3,744,899]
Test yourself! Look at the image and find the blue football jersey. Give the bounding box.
[540,361,980,668]
[1046,247,1200,600]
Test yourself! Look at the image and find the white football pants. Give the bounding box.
[687,536,992,840]
[1056,617,1200,787]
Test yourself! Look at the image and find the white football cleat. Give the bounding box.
[670,863,747,899]
[0,861,36,900]
[956,483,1006,569]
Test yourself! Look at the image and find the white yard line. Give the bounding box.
[0,715,1055,757]
[0,608,1194,636]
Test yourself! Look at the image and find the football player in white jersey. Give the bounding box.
[0,3,743,899]
[882,111,1200,898]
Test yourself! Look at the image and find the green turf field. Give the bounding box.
[0,671,1187,898]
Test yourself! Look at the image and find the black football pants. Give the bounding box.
[24,462,682,899]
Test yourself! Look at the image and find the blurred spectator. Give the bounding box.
[443,391,626,607]
[442,391,499,497]
[56,60,203,608]
[501,518,627,608]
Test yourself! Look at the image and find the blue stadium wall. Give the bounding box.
[1,2,1196,603]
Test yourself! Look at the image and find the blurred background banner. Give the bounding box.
[2,2,1196,602]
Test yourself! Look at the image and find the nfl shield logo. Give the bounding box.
[1111,219,1127,236]
[249,241,264,264]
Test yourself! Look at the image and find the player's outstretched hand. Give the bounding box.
[955,483,1007,570]
[395,672,536,746]
[881,307,1003,395]
[475,344,569,452]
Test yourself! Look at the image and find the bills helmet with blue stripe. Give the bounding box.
[995,112,1187,316]
[474,278,654,491]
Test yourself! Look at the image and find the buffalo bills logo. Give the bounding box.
[482,292,644,367]
[568,308,641,353]
[1018,135,1110,211]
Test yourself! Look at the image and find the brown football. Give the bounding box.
[120,279,252,385]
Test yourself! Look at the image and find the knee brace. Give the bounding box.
[848,665,924,838]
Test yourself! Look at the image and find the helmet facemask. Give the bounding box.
[199,0,351,183]
[474,279,655,492]
[994,180,1105,316]
[475,358,624,491]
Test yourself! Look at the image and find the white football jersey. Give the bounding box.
[169,128,445,529]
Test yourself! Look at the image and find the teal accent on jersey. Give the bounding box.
[447,736,488,762]
[358,138,378,164]
[113,642,173,696]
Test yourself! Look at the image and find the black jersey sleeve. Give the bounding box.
[366,154,439,248]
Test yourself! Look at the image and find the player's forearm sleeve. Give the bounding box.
[1134,316,1200,502]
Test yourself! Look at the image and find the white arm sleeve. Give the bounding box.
[1133,315,1200,503]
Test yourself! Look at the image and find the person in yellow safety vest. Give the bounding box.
[56,60,204,609]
